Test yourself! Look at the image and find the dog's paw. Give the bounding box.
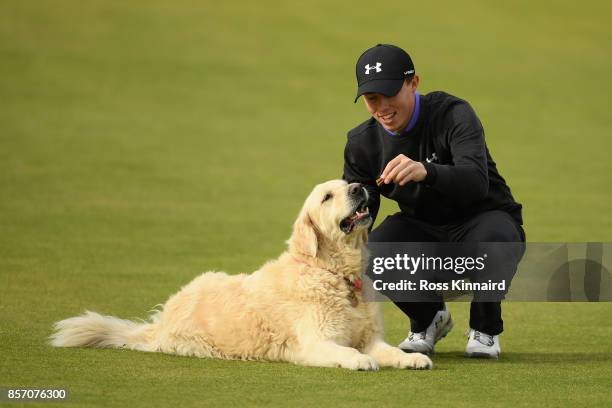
[397,352,433,370]
[340,354,380,371]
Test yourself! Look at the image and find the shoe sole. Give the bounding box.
[401,317,454,355]
[464,351,499,359]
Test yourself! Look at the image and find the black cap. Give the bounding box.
[354,44,415,103]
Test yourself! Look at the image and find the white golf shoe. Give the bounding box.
[465,329,500,359]
[398,308,453,354]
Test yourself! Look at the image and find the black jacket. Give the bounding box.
[343,91,522,226]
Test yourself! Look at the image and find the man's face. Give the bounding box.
[363,76,419,133]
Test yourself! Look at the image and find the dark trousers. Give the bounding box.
[369,210,526,335]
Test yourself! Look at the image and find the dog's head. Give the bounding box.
[289,180,372,258]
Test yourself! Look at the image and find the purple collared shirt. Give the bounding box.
[383,91,421,136]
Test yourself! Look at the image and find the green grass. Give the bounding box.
[1,0,611,407]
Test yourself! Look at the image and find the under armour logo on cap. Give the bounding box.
[365,62,382,74]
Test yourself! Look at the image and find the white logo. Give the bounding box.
[426,153,438,163]
[404,69,414,75]
[365,62,382,74]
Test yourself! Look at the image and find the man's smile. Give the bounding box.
[378,111,396,122]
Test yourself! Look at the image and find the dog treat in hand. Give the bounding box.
[376,177,384,186]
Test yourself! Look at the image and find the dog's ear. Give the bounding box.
[289,211,318,258]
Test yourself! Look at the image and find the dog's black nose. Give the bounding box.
[348,183,363,196]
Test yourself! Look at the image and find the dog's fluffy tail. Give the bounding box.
[49,310,158,351]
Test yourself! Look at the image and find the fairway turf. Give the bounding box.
[1,1,612,407]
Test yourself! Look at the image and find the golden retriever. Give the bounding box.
[50,180,432,370]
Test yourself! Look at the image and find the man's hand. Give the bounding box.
[380,154,427,186]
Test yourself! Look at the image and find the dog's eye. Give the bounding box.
[322,193,333,203]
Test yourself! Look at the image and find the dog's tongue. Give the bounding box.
[350,208,369,221]
[353,278,362,291]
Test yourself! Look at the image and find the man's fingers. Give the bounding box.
[398,162,427,185]
[396,166,417,186]
[398,173,416,186]
[380,154,406,180]
[381,158,401,180]
[380,159,426,186]
[384,163,406,184]
[386,159,420,184]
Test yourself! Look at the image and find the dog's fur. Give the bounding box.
[50,180,432,370]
